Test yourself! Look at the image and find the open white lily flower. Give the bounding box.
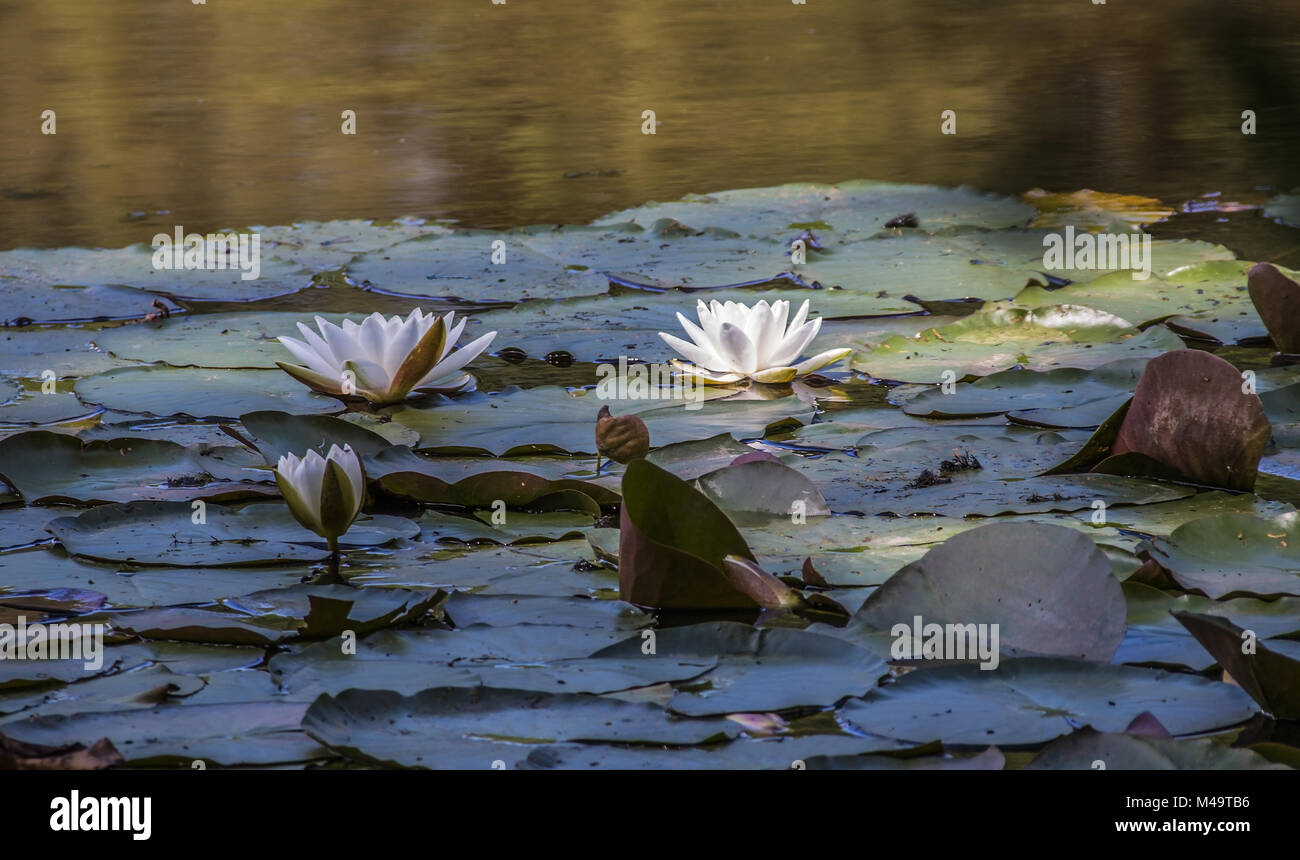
[273,444,365,543]
[659,299,852,384]
[277,309,496,405]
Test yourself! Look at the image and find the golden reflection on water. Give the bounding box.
[0,0,1297,249]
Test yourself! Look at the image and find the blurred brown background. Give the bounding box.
[0,0,1297,250]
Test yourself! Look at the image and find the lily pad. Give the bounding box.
[691,459,831,518]
[591,622,888,716]
[47,502,418,566]
[0,431,275,504]
[900,360,1144,426]
[1136,513,1300,599]
[839,658,1256,745]
[854,305,1183,384]
[1172,611,1300,719]
[1014,261,1260,327]
[594,181,1036,242]
[1103,349,1268,492]
[855,522,1126,661]
[386,386,811,456]
[75,366,341,420]
[302,687,737,766]
[1024,726,1287,770]
[0,701,325,766]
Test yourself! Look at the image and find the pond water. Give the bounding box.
[1,0,1298,251]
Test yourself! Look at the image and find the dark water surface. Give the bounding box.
[1,0,1298,250]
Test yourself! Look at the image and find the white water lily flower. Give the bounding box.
[273,444,365,543]
[659,299,852,384]
[277,309,496,405]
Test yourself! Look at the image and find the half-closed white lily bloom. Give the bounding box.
[659,299,852,384]
[273,444,365,542]
[277,309,496,405]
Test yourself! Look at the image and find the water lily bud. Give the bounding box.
[596,405,650,464]
[273,444,365,541]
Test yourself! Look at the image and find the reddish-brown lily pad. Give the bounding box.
[1248,262,1300,354]
[618,459,758,610]
[1102,350,1268,491]
[1172,610,1300,720]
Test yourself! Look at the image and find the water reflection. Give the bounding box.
[0,0,1297,249]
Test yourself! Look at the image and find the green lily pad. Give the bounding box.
[75,366,341,420]
[855,522,1126,661]
[0,431,275,504]
[417,510,595,545]
[692,459,831,518]
[593,181,1036,241]
[371,446,618,508]
[521,733,916,769]
[900,360,1144,425]
[0,701,325,766]
[105,607,298,646]
[1103,492,1295,537]
[848,424,1088,487]
[0,327,129,379]
[47,502,418,566]
[302,687,737,766]
[386,386,811,456]
[839,658,1256,745]
[1024,726,1288,770]
[0,242,314,302]
[854,304,1183,384]
[816,470,1191,517]
[350,539,615,598]
[1013,260,1261,327]
[239,410,392,462]
[1137,513,1300,598]
[344,230,610,301]
[91,312,355,369]
[590,622,888,716]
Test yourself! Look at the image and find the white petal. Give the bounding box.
[769,316,822,367]
[417,330,496,387]
[717,322,758,373]
[297,321,341,370]
[659,331,722,369]
[328,444,366,512]
[792,347,853,376]
[277,336,337,379]
[675,312,714,350]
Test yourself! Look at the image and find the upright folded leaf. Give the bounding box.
[618,459,758,609]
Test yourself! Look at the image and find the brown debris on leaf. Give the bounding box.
[1248,262,1300,354]
[0,733,123,770]
[1098,350,1269,491]
[906,469,951,489]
